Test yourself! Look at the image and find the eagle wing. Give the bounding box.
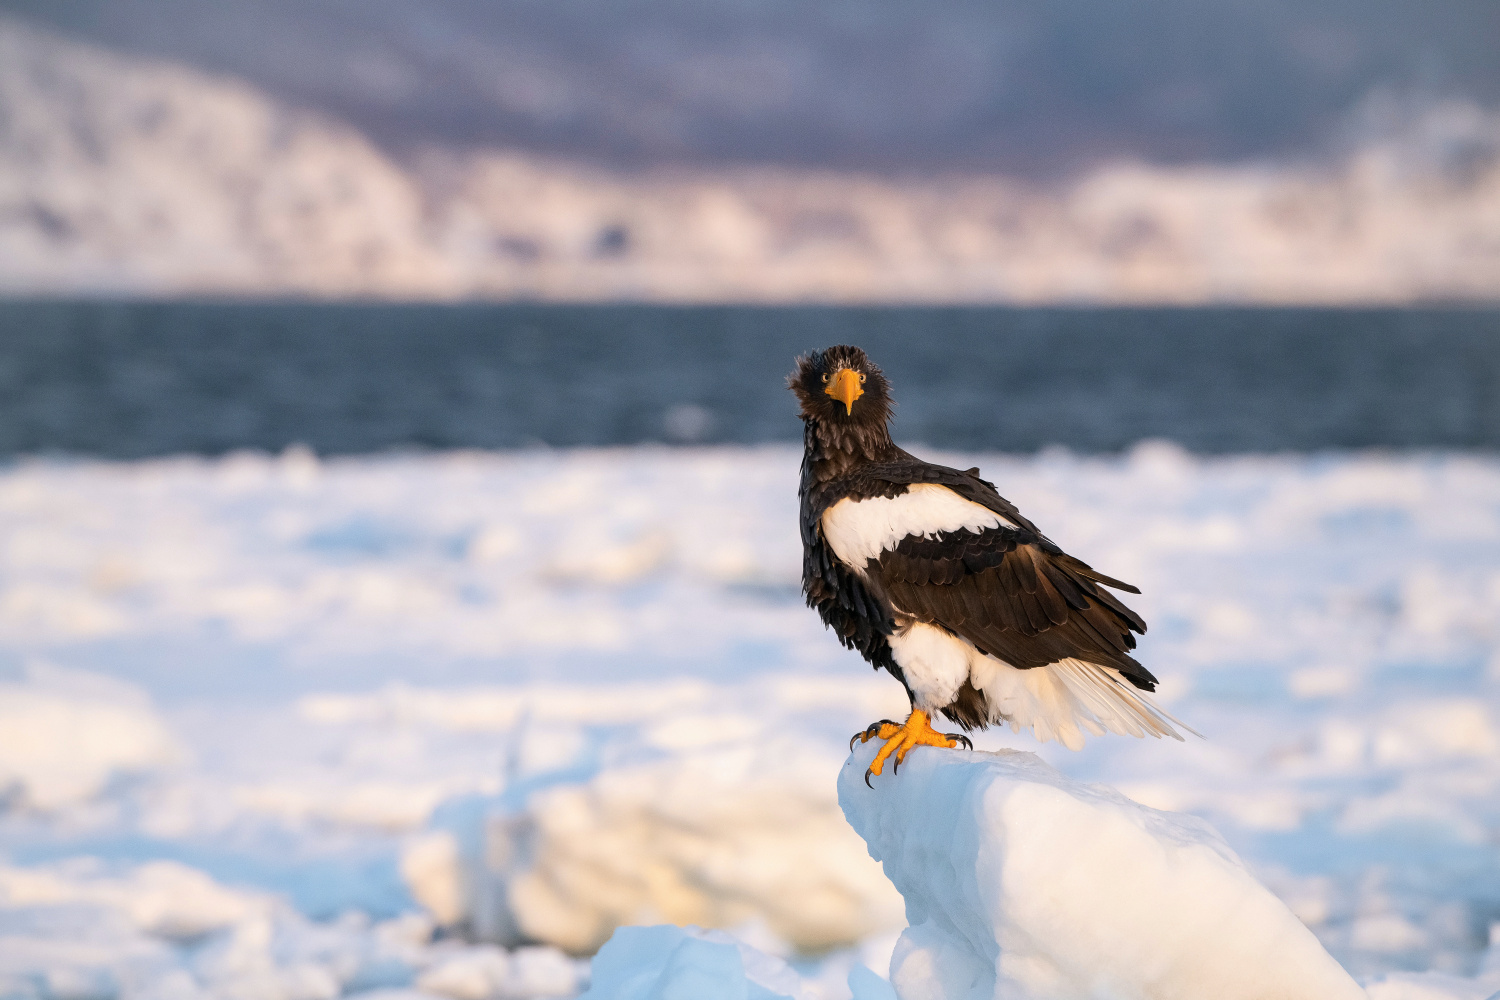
[877,525,1153,684]
[813,460,1156,691]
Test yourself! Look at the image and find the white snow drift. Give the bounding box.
[399,686,905,954]
[840,743,1364,1000]
[0,663,182,810]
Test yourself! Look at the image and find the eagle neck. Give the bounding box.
[801,417,901,485]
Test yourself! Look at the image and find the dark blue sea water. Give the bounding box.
[0,301,1496,457]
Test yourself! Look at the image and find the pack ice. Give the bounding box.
[839,742,1365,1000]
[6,445,1500,999]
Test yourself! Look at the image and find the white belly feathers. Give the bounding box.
[887,622,971,711]
[819,483,1016,570]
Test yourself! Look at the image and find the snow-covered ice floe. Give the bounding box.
[3,444,1500,998]
[839,742,1364,999]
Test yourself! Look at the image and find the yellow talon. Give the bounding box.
[856,710,964,785]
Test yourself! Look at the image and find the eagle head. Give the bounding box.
[788,345,893,426]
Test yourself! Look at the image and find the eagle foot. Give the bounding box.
[860,709,968,787]
[850,719,900,751]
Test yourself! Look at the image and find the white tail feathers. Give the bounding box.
[1048,658,1199,744]
[968,654,1198,751]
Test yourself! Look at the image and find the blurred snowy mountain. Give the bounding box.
[6,0,1499,177]
[2,15,1499,302]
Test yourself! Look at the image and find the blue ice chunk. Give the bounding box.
[578,925,794,1000]
[847,963,897,1000]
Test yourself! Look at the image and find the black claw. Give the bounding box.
[850,719,897,752]
[891,755,900,775]
[945,732,974,750]
[864,766,875,788]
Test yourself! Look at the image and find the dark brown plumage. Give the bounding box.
[791,345,1165,739]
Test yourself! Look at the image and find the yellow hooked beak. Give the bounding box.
[824,368,864,415]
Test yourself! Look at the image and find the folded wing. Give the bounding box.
[875,523,1157,692]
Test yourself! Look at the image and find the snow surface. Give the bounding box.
[840,743,1364,999]
[2,443,1500,997]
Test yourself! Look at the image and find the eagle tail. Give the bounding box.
[971,654,1199,750]
[1048,658,1200,744]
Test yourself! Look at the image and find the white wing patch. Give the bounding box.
[820,483,1017,570]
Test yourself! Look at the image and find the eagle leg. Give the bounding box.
[861,709,964,787]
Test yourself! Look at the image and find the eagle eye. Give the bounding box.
[821,373,829,383]
[859,373,867,383]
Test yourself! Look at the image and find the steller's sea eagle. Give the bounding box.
[791,345,1193,783]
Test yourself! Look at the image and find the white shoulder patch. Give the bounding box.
[819,483,1017,569]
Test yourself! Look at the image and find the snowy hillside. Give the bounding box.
[18,0,1498,176]
[2,445,1500,998]
[3,17,1500,303]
